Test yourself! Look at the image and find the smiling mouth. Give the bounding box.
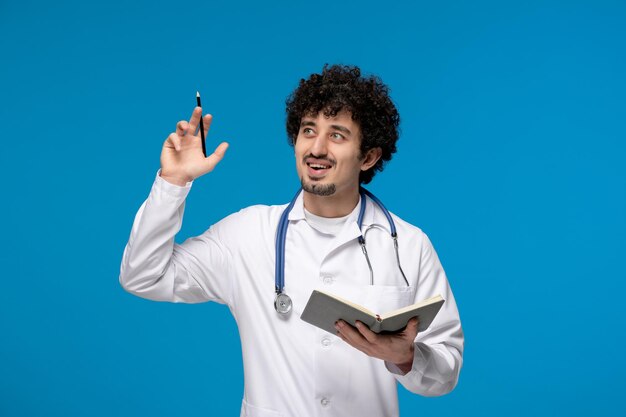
[307,162,332,171]
[305,161,333,179]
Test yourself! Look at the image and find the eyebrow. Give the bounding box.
[300,120,352,136]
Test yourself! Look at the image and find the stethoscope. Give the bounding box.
[274,188,409,314]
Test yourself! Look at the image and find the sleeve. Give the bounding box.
[118,170,234,306]
[384,233,464,396]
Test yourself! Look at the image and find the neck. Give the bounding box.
[303,187,360,218]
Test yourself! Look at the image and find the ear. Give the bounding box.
[360,147,382,172]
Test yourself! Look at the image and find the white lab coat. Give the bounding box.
[119,172,464,417]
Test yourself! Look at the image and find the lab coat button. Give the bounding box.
[322,275,333,285]
[320,397,330,407]
[321,337,331,347]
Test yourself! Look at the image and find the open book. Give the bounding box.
[301,290,444,335]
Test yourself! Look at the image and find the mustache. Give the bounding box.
[303,153,337,166]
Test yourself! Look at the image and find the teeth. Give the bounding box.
[309,164,330,169]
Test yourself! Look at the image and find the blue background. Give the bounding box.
[1,0,624,415]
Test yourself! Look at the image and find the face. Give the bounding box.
[294,110,379,198]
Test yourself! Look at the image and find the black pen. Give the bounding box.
[196,91,207,157]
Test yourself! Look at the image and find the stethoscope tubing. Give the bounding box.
[360,188,397,236]
[275,189,301,292]
[275,187,403,297]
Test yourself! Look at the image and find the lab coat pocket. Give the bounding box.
[241,399,285,417]
[363,285,414,315]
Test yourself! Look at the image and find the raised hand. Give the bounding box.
[160,107,229,186]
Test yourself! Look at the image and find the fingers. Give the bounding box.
[175,112,210,138]
[188,106,202,135]
[355,321,378,343]
[168,119,191,152]
[335,320,369,351]
[336,318,420,364]
[176,120,189,137]
[203,114,213,138]
[166,132,182,151]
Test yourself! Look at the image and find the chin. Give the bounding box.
[300,177,336,197]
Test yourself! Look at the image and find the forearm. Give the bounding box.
[386,232,464,396]
[119,172,196,301]
[387,340,462,396]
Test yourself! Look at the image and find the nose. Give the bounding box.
[309,133,329,156]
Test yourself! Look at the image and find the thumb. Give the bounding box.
[200,142,229,174]
[407,317,420,338]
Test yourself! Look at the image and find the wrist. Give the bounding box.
[159,172,193,186]
[394,345,415,374]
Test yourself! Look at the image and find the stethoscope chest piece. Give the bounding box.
[274,292,293,314]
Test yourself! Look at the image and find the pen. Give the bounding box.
[196,91,207,157]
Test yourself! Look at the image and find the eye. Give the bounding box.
[331,132,345,140]
[303,127,314,135]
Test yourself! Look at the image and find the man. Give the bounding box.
[119,64,463,417]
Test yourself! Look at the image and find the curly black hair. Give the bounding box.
[285,64,401,184]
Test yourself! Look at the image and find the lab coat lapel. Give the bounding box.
[325,194,390,258]
[325,220,362,257]
[287,191,306,222]
[289,192,383,260]
[323,195,369,258]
